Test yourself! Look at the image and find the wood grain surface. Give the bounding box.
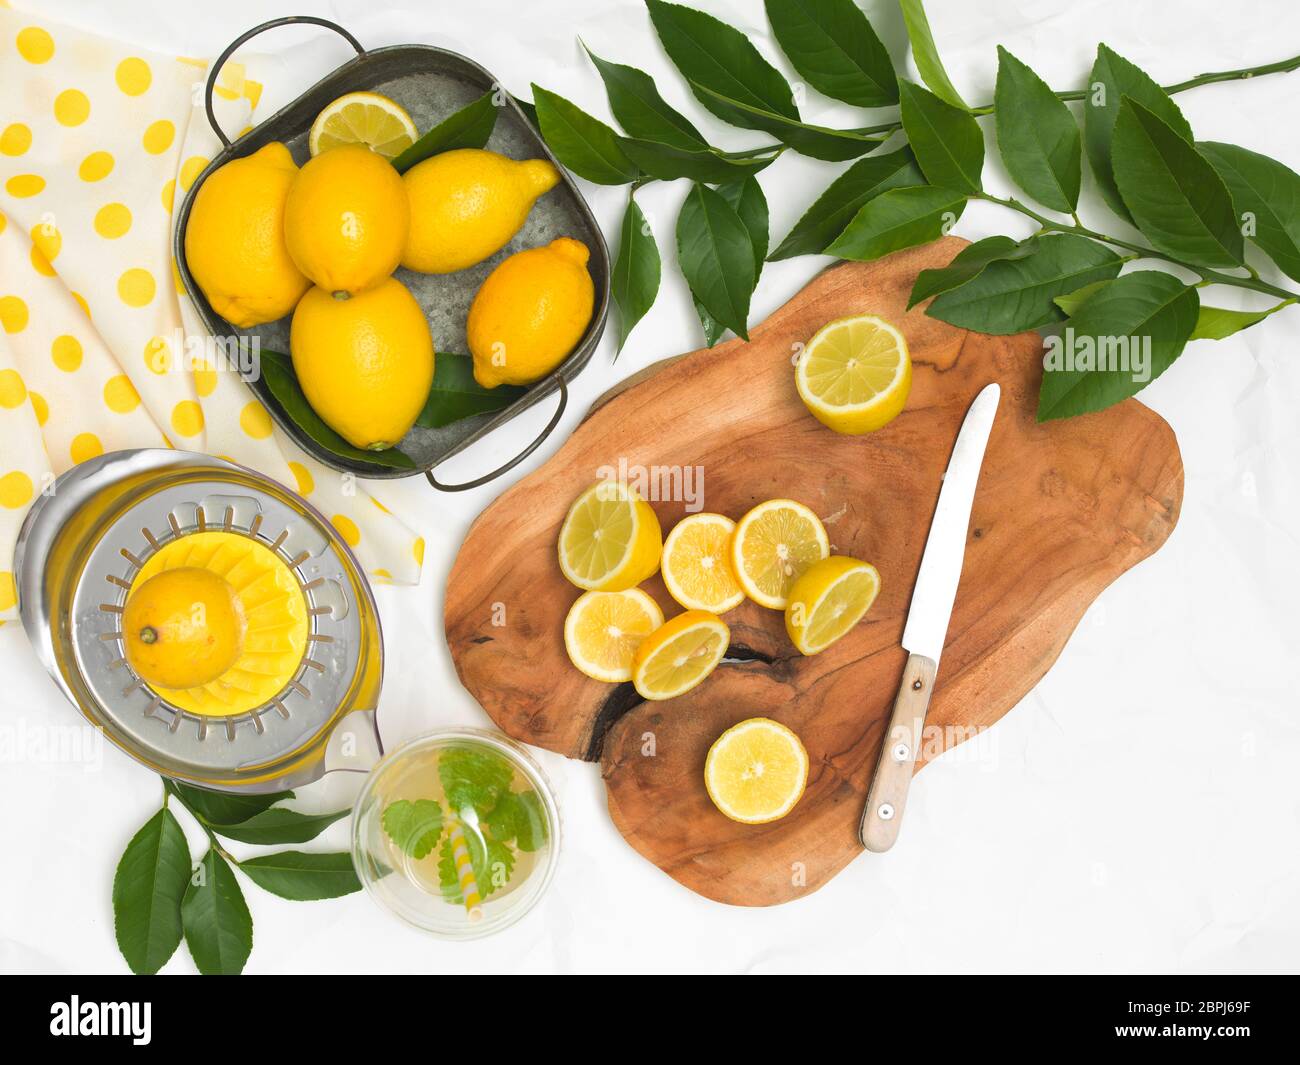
[444,236,1183,905]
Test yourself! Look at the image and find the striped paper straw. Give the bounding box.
[448,815,484,922]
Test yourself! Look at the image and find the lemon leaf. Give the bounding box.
[414,353,525,428]
[392,92,498,173]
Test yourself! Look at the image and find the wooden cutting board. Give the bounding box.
[444,237,1183,906]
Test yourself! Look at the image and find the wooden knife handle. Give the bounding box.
[859,653,938,852]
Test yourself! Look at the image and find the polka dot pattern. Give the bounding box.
[103,374,142,413]
[51,335,82,372]
[6,174,45,198]
[170,400,204,437]
[0,470,34,509]
[288,461,314,496]
[53,88,90,127]
[94,203,132,240]
[117,268,155,307]
[114,57,151,96]
[16,26,54,64]
[142,119,174,155]
[69,432,104,464]
[78,150,115,181]
[332,514,361,547]
[239,401,272,439]
[1,123,31,156]
[0,296,28,334]
[0,369,27,408]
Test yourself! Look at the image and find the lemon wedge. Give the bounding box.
[558,481,663,591]
[784,556,881,655]
[564,589,665,683]
[796,313,912,434]
[730,499,829,610]
[309,91,418,159]
[661,513,745,613]
[631,610,729,701]
[705,718,808,824]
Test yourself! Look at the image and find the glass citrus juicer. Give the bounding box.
[14,448,385,792]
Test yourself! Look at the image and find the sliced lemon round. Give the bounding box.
[558,480,663,592]
[661,513,745,613]
[309,91,418,159]
[730,499,829,610]
[705,717,808,824]
[631,610,729,701]
[564,588,665,683]
[796,313,912,434]
[784,555,881,655]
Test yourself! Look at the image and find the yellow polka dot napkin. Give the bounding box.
[0,7,424,621]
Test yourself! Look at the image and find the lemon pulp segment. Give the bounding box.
[126,531,309,716]
[660,513,744,613]
[704,717,808,824]
[796,314,912,434]
[564,588,665,683]
[730,499,829,609]
[631,610,729,701]
[557,481,662,591]
[309,92,418,159]
[785,556,881,655]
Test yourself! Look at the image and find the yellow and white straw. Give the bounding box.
[447,816,484,922]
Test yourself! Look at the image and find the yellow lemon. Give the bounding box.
[402,149,561,274]
[796,314,912,434]
[564,588,664,683]
[557,480,662,592]
[730,499,829,610]
[631,610,730,702]
[123,567,246,690]
[290,277,434,450]
[284,144,409,296]
[661,512,745,613]
[784,555,881,656]
[705,718,808,824]
[309,92,417,159]
[183,142,310,327]
[468,237,594,388]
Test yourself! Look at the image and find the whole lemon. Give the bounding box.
[290,277,434,450]
[183,142,310,327]
[123,567,247,689]
[467,237,594,388]
[402,149,561,274]
[284,144,409,296]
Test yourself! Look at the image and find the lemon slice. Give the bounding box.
[784,555,881,655]
[730,499,829,610]
[796,313,912,434]
[705,718,808,824]
[564,589,665,682]
[558,481,663,591]
[631,610,729,701]
[661,513,745,613]
[309,92,418,159]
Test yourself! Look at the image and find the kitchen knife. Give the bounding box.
[859,382,1001,852]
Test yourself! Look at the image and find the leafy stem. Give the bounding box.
[976,191,1300,302]
[850,52,1300,137]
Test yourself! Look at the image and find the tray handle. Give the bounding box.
[203,16,366,149]
[426,379,569,493]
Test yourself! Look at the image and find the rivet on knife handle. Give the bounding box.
[859,652,937,852]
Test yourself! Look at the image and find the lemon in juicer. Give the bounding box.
[122,532,309,716]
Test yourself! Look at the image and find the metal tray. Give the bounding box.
[174,16,609,489]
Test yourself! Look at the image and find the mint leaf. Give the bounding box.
[437,832,515,903]
[486,791,548,853]
[381,799,445,860]
[438,746,513,818]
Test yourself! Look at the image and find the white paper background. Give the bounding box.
[2,0,1298,974]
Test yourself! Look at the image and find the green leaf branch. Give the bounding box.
[526,0,1300,421]
[111,779,358,975]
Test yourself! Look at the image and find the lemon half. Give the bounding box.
[796,313,912,434]
[631,610,729,702]
[705,718,809,824]
[730,499,829,610]
[557,481,662,591]
[564,588,664,683]
[309,92,418,159]
[784,555,881,655]
[661,512,745,613]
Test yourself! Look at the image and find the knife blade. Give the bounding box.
[860,382,1000,852]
